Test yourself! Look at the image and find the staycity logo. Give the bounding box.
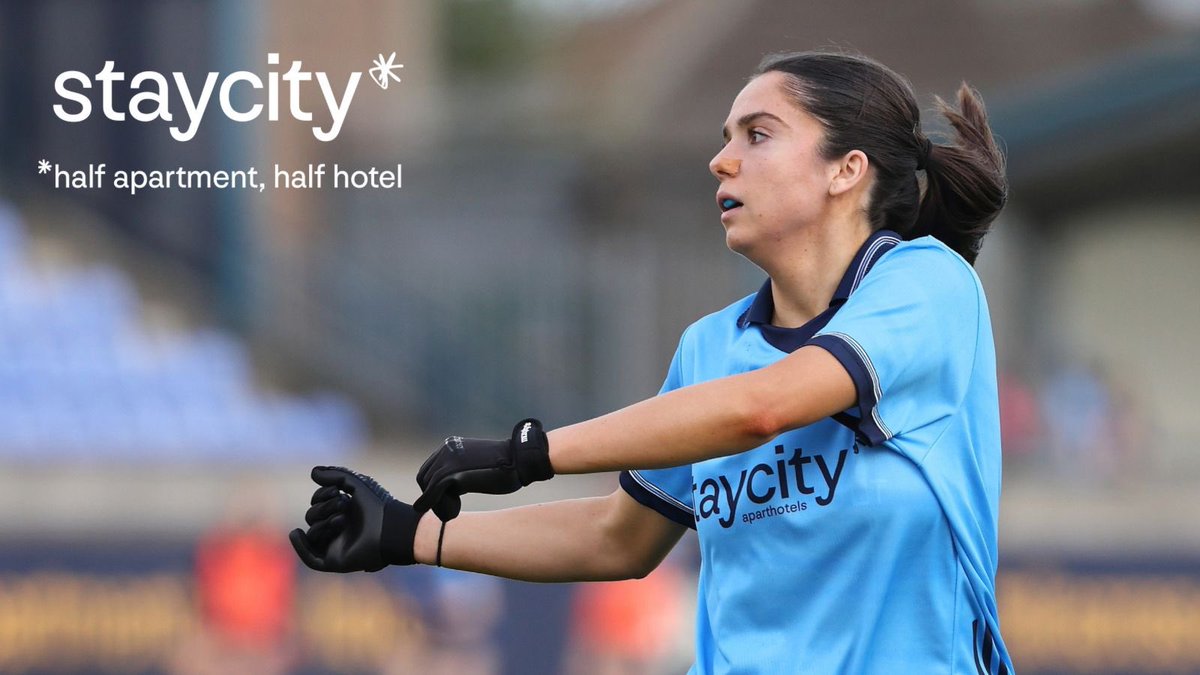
[693,444,852,529]
[52,52,403,142]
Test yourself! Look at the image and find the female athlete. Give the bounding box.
[291,50,1014,674]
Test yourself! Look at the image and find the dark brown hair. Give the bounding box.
[756,51,1007,264]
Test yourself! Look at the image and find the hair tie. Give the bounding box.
[916,137,933,171]
[436,519,447,567]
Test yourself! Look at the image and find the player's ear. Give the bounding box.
[828,150,869,197]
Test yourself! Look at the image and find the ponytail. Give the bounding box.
[756,52,1008,265]
[911,84,1008,264]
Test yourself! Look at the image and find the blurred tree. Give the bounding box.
[441,0,535,75]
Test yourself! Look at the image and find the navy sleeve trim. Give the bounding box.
[808,332,893,446]
[619,470,696,530]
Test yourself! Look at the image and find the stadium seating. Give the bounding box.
[0,204,364,462]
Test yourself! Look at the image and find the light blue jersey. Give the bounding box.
[620,231,1013,674]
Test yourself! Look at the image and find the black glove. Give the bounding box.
[289,466,420,572]
[413,418,554,521]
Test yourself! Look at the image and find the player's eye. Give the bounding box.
[748,129,767,144]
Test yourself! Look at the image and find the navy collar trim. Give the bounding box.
[737,230,901,352]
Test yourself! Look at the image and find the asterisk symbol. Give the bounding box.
[369,52,403,90]
[37,159,51,174]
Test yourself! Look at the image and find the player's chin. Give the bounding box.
[723,223,756,257]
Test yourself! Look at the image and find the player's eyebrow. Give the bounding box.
[722,111,789,142]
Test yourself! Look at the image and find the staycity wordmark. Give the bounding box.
[52,53,401,142]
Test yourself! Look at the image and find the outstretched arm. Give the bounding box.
[412,489,686,582]
[412,344,855,520]
[547,344,856,474]
[290,465,686,581]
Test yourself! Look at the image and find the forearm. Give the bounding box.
[412,493,679,582]
[547,381,769,475]
[547,344,856,474]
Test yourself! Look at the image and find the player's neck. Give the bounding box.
[764,220,871,329]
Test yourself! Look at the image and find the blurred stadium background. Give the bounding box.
[1,0,1199,673]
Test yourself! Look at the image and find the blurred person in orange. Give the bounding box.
[568,561,688,675]
[998,371,1041,470]
[172,492,296,675]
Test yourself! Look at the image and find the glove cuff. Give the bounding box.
[380,499,419,566]
[512,418,554,485]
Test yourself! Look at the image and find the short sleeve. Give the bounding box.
[807,241,980,456]
[618,330,696,529]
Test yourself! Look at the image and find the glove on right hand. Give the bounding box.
[288,466,420,573]
[413,418,554,521]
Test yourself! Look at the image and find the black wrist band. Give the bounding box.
[512,418,554,485]
[436,519,447,567]
[381,499,418,566]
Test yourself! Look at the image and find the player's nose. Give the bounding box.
[709,152,741,180]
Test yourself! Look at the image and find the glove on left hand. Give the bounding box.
[289,466,420,573]
[413,418,554,521]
